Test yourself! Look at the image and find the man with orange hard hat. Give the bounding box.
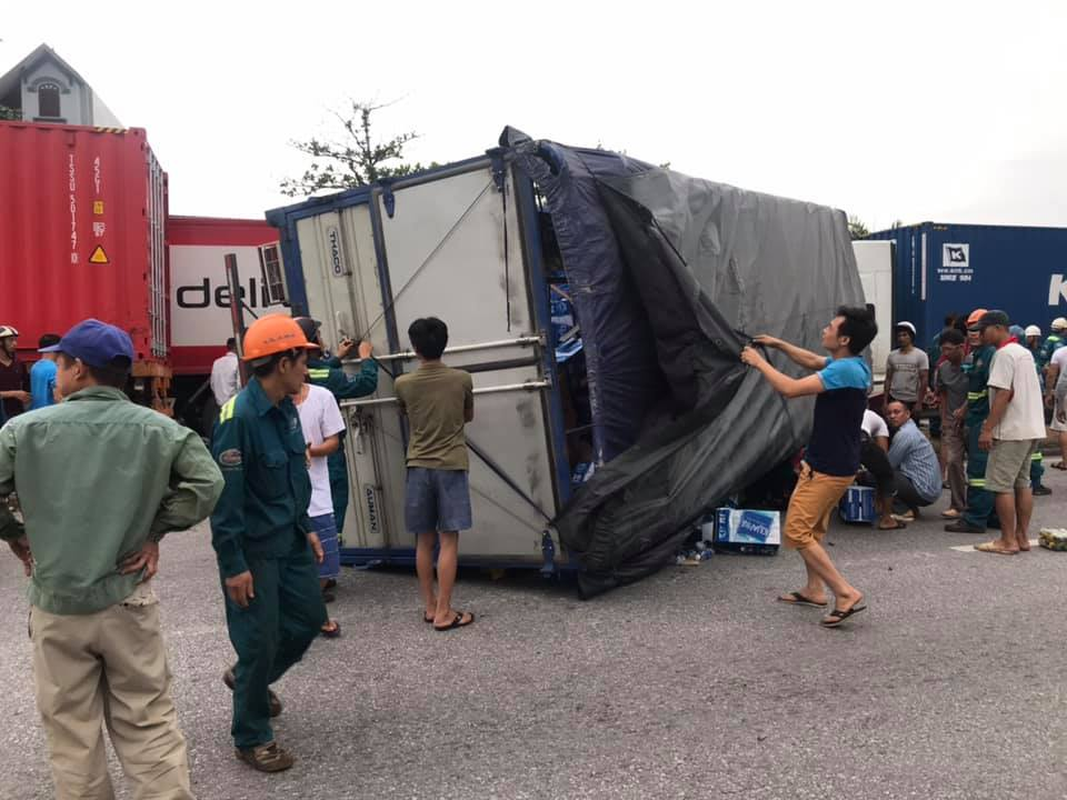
[209,315,328,773]
[946,308,1000,533]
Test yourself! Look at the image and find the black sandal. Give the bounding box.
[434,611,475,632]
[821,605,867,628]
[778,591,828,608]
[320,620,342,639]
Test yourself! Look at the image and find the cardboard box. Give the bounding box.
[1039,528,1067,551]
[839,485,876,523]
[714,508,780,555]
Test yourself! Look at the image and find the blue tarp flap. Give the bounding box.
[503,127,866,597]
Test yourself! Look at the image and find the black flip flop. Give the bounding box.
[877,519,907,530]
[321,621,342,639]
[778,591,828,608]
[821,605,867,628]
[423,613,434,624]
[434,611,475,632]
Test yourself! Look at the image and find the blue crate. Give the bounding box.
[839,485,876,523]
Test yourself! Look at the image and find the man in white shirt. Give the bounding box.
[973,311,1046,556]
[292,377,346,637]
[210,338,241,407]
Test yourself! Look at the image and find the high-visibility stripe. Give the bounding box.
[219,397,237,423]
[967,390,988,400]
[1032,451,1044,462]
[308,369,330,379]
[968,479,986,488]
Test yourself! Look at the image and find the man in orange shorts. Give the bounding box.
[741,306,877,627]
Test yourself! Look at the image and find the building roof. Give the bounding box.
[0,43,92,99]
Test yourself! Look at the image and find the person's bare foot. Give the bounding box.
[831,589,864,614]
[1016,533,1031,552]
[423,597,438,623]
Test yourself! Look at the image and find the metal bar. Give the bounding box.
[224,253,250,386]
[339,380,549,409]
[342,335,542,365]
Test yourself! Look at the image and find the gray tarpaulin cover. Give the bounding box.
[503,128,866,597]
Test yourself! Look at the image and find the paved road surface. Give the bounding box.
[1,470,1065,799]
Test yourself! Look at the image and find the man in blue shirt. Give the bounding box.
[30,334,61,410]
[884,400,942,519]
[742,306,877,628]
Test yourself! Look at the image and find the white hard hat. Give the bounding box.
[895,321,917,336]
[1053,317,1067,332]
[0,326,18,339]
[1025,325,1041,337]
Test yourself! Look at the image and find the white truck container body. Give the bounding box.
[268,157,570,569]
[852,239,895,386]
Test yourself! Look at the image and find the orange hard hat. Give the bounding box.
[241,315,316,361]
[966,308,988,327]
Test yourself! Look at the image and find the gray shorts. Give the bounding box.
[1051,399,1067,433]
[405,468,472,534]
[985,439,1039,493]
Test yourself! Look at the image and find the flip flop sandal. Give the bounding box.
[821,605,867,627]
[434,611,475,632]
[321,621,342,639]
[423,613,435,624]
[778,591,828,608]
[877,520,907,530]
[975,542,1017,555]
[1050,462,1067,470]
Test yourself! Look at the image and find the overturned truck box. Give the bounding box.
[266,128,865,596]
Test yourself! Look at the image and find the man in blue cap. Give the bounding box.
[0,318,223,799]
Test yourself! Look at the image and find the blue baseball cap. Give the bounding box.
[39,319,135,368]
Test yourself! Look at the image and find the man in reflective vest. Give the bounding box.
[210,315,326,773]
[946,309,1000,533]
[294,318,379,541]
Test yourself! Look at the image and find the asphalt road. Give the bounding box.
[1,470,1066,800]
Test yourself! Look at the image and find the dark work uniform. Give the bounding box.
[962,345,997,529]
[0,356,28,422]
[306,356,378,536]
[210,377,326,749]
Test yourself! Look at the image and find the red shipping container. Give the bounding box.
[0,121,168,365]
[167,216,283,376]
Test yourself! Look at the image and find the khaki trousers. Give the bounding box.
[30,598,195,800]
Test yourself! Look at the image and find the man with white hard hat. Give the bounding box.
[1039,317,1067,372]
[885,321,929,416]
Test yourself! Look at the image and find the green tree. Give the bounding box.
[847,215,870,240]
[280,100,435,197]
[0,105,20,121]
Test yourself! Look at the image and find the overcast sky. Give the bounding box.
[5,1,1066,230]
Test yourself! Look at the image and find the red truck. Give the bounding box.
[0,120,283,423]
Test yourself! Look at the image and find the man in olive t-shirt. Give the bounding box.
[394,317,475,632]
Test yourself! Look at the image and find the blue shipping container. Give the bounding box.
[866,223,1067,347]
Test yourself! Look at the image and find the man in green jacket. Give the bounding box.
[295,318,378,540]
[0,318,223,799]
[210,314,327,773]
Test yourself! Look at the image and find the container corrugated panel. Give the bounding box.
[167,216,282,375]
[868,222,1067,345]
[0,121,167,363]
